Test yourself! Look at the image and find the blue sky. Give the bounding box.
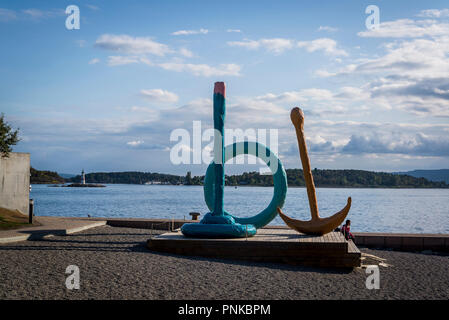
[1,0,449,175]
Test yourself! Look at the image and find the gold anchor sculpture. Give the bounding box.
[277,107,352,236]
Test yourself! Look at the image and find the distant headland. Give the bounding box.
[30,167,449,188]
[31,168,105,187]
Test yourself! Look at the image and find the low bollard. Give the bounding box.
[189,212,201,221]
[29,199,34,224]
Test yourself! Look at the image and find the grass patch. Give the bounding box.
[0,207,40,231]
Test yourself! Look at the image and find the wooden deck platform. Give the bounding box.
[147,227,361,268]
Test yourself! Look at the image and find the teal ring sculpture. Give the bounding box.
[204,141,288,229]
[181,82,287,238]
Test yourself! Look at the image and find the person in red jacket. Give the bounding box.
[341,219,355,241]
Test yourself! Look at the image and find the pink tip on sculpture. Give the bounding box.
[214,82,226,97]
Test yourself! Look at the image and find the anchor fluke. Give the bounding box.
[278,107,352,236]
[277,197,351,236]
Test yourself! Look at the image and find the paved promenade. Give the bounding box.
[0,217,106,244]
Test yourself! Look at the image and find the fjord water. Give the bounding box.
[30,184,449,234]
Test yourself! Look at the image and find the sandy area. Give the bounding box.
[0,225,448,300]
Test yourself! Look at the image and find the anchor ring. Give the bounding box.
[204,141,287,229]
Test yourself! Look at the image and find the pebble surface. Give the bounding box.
[1,225,448,300]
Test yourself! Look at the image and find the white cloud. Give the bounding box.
[357,19,449,38]
[106,55,153,67]
[22,8,64,19]
[332,87,370,100]
[227,29,241,33]
[227,39,260,50]
[104,54,240,77]
[1,7,65,22]
[158,62,241,77]
[127,140,144,147]
[259,38,295,54]
[342,133,449,156]
[332,37,449,76]
[88,58,100,65]
[316,37,449,117]
[417,8,449,18]
[228,38,294,54]
[314,14,449,118]
[318,26,338,32]
[171,28,208,36]
[86,4,100,11]
[15,84,449,173]
[107,56,141,66]
[140,89,179,103]
[228,37,347,57]
[22,8,45,18]
[255,88,334,104]
[314,69,337,77]
[95,34,172,56]
[179,48,194,58]
[297,38,348,56]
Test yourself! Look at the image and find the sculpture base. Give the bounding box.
[148,228,361,268]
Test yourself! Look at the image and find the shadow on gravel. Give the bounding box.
[0,245,146,252]
[63,233,158,237]
[0,237,150,253]
[10,229,70,239]
[36,238,144,245]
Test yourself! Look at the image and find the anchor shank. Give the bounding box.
[291,108,319,221]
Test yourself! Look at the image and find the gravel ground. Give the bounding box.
[0,225,448,300]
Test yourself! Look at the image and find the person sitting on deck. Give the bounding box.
[341,219,355,241]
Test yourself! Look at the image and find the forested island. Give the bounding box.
[30,167,65,184]
[63,169,449,188]
[67,171,186,185]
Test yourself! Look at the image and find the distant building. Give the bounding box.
[145,181,162,185]
[81,169,86,185]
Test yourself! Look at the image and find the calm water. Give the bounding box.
[30,184,449,234]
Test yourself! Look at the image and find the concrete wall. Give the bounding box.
[0,152,30,215]
[354,232,449,252]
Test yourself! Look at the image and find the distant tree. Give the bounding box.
[30,167,65,184]
[185,171,193,185]
[0,113,20,157]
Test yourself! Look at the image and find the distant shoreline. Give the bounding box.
[31,183,449,189]
[31,168,449,188]
[62,169,449,189]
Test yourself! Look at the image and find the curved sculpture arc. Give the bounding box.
[204,141,288,229]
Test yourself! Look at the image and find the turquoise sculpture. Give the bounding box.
[181,82,287,238]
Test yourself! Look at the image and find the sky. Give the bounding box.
[1,0,448,175]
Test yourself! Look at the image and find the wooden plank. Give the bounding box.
[331,232,338,242]
[347,240,361,254]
